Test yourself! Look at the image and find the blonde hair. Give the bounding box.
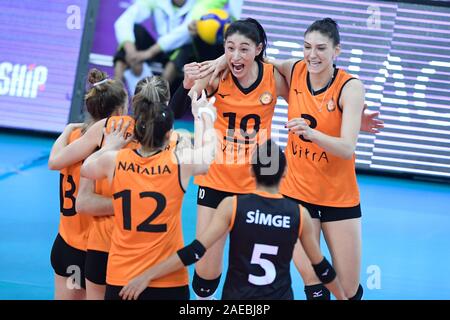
[134,76,170,104]
[132,75,173,149]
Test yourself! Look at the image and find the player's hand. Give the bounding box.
[183,62,205,89]
[103,118,133,150]
[204,55,228,85]
[191,90,217,121]
[286,118,314,140]
[361,105,384,133]
[204,95,217,122]
[119,273,151,300]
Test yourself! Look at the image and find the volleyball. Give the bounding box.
[197,9,231,45]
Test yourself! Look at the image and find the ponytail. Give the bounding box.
[133,98,174,149]
[134,76,170,103]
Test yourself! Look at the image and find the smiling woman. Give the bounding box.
[185,18,289,300]
[274,18,366,301]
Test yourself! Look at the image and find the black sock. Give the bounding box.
[304,284,331,300]
[192,271,221,298]
[349,284,363,300]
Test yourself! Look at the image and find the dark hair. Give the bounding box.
[305,18,340,46]
[224,18,267,62]
[133,96,174,149]
[85,68,127,121]
[251,139,286,187]
[134,76,170,103]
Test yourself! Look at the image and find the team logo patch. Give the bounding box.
[326,98,336,112]
[259,91,273,105]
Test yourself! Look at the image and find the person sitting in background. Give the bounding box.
[187,0,243,62]
[113,0,242,94]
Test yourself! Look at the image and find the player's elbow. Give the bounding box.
[341,146,355,160]
[48,157,63,171]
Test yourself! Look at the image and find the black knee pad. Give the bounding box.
[304,284,331,300]
[192,271,221,298]
[349,284,363,300]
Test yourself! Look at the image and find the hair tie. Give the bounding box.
[93,79,109,87]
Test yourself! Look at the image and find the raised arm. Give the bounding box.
[269,58,297,86]
[82,118,133,168]
[176,90,217,189]
[119,196,235,300]
[274,67,289,101]
[169,62,215,118]
[80,118,132,183]
[48,119,106,170]
[189,72,218,99]
[299,206,347,300]
[287,79,365,159]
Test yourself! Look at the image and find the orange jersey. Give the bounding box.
[194,62,277,193]
[87,116,181,253]
[280,60,360,207]
[58,128,92,251]
[106,148,188,287]
[87,115,137,253]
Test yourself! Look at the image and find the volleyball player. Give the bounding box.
[48,69,128,299]
[185,18,290,299]
[80,90,217,300]
[51,76,186,299]
[274,18,366,300]
[119,140,347,300]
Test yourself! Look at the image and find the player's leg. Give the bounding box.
[283,199,331,300]
[192,186,231,300]
[51,234,86,300]
[292,217,329,300]
[192,204,226,299]
[85,280,106,300]
[85,250,109,300]
[322,214,362,300]
[54,274,86,300]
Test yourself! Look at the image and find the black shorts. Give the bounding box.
[50,233,86,289]
[283,196,362,222]
[105,284,190,300]
[197,186,241,209]
[85,250,109,285]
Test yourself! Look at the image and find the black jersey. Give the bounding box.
[221,191,302,300]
